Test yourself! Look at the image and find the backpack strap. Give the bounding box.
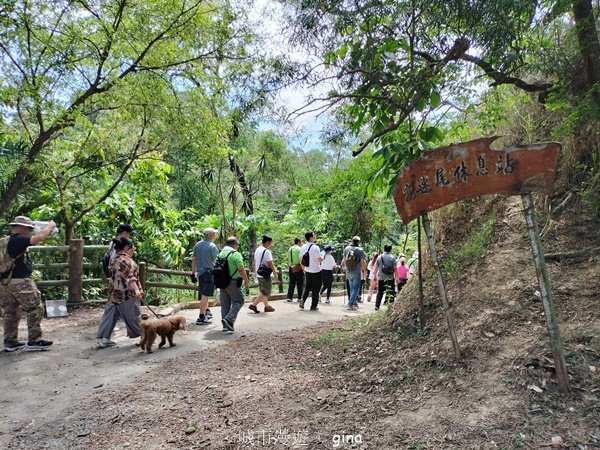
[258,248,267,266]
[225,251,239,278]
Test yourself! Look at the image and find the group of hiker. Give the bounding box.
[191,228,420,326]
[0,218,419,352]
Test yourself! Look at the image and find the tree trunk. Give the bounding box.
[572,0,600,95]
[0,130,55,216]
[228,155,257,259]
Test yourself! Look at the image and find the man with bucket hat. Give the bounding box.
[0,216,57,352]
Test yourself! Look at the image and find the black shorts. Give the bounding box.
[198,271,215,296]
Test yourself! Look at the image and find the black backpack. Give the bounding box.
[213,251,238,289]
[102,252,112,278]
[301,244,313,267]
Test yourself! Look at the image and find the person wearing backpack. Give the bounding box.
[342,236,367,311]
[218,236,251,332]
[191,227,219,325]
[374,244,398,311]
[102,223,133,278]
[299,231,323,310]
[286,237,303,303]
[249,235,278,313]
[0,216,57,352]
[96,237,144,348]
[407,250,420,281]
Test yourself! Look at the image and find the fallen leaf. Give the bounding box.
[527,384,543,394]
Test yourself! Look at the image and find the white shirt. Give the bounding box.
[367,260,376,280]
[321,253,336,270]
[300,242,321,273]
[254,246,273,278]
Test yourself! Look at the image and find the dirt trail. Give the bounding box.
[0,296,369,449]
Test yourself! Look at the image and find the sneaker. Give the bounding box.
[4,341,26,352]
[357,298,364,303]
[347,305,355,311]
[286,298,293,303]
[264,305,275,312]
[221,318,234,332]
[195,317,212,325]
[205,309,213,319]
[26,339,53,351]
[325,298,331,304]
[375,307,380,311]
[310,307,319,311]
[299,300,305,310]
[249,304,259,314]
[97,338,116,348]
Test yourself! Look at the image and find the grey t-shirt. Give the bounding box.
[376,253,397,281]
[193,238,218,275]
[343,245,365,275]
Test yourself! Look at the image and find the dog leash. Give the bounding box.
[139,295,162,319]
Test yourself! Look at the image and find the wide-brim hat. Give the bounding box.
[9,216,35,229]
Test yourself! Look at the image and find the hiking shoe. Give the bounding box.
[26,339,53,351]
[205,309,213,319]
[264,305,275,313]
[4,341,26,352]
[249,304,259,313]
[97,338,116,348]
[286,298,293,303]
[221,318,234,331]
[195,317,212,325]
[299,300,305,310]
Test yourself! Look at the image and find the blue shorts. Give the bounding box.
[198,271,215,297]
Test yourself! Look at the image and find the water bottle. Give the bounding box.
[33,220,59,235]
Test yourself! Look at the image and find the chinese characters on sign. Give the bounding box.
[235,429,309,447]
[393,137,561,223]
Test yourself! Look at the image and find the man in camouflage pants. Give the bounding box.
[0,216,57,352]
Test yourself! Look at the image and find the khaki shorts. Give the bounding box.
[258,277,272,296]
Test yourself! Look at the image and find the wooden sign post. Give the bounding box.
[393,137,569,392]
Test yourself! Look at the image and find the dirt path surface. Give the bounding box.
[0,296,370,449]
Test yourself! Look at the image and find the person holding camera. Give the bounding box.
[191,227,219,325]
[249,235,278,313]
[1,216,57,352]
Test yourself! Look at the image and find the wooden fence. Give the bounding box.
[28,240,348,303]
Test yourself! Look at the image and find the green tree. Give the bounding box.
[0,0,251,216]
[283,0,599,158]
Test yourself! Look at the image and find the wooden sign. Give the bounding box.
[393,137,561,223]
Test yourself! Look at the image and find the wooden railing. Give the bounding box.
[27,239,349,303]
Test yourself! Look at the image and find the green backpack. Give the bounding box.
[0,235,16,275]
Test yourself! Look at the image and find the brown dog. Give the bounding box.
[139,315,187,353]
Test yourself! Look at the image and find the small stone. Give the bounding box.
[185,426,197,435]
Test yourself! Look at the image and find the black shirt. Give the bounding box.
[2,233,32,279]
